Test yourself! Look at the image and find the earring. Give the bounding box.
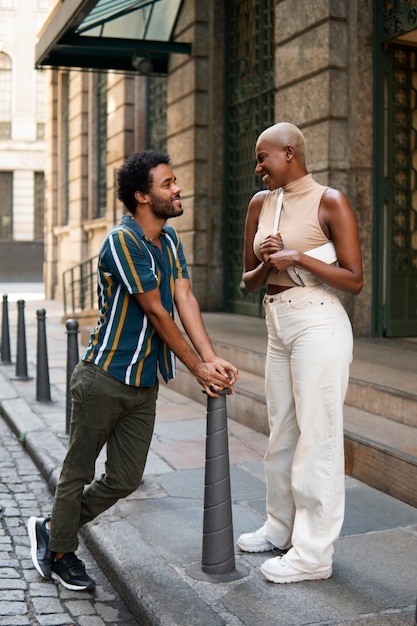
[286,155,292,162]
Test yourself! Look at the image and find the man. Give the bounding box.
[28,150,238,591]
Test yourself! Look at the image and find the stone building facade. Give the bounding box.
[0,0,48,281]
[37,0,417,338]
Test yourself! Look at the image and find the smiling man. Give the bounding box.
[28,150,238,592]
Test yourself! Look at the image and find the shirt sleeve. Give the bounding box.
[100,228,158,294]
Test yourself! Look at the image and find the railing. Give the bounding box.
[63,256,98,315]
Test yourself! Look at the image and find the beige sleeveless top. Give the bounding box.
[253,174,331,287]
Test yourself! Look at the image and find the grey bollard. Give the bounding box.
[36,309,51,402]
[1,294,12,363]
[202,389,235,575]
[65,319,79,434]
[188,389,248,582]
[14,300,31,380]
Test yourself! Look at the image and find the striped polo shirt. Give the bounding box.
[83,215,189,387]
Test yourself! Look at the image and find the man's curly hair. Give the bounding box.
[117,150,171,213]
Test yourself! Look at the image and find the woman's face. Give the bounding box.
[255,138,288,190]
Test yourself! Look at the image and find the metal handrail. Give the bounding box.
[63,255,98,315]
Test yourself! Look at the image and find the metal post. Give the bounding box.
[36,309,51,402]
[14,300,31,380]
[188,389,248,582]
[65,319,79,434]
[1,294,12,364]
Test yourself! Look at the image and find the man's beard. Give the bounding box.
[149,193,183,220]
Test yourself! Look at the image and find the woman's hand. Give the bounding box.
[268,248,299,272]
[259,232,283,262]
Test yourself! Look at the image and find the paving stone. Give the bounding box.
[78,617,105,626]
[0,601,27,615]
[63,600,96,616]
[0,617,31,625]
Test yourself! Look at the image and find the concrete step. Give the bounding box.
[347,336,417,429]
[169,362,417,508]
[344,405,417,508]
[82,311,417,506]
[170,313,417,509]
[198,313,417,429]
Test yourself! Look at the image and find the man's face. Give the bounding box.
[148,163,183,220]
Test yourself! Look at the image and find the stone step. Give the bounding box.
[346,377,417,429]
[195,313,417,429]
[168,360,417,508]
[344,405,417,508]
[82,311,417,505]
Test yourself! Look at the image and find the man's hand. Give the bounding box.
[194,358,238,397]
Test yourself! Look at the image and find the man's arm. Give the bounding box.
[133,287,237,395]
[174,278,238,385]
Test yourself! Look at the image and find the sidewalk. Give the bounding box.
[1,290,417,625]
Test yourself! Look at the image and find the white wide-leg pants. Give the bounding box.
[262,285,353,572]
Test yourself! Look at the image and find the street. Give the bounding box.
[0,414,138,626]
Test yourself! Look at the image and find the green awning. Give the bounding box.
[35,0,191,74]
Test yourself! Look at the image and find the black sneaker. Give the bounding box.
[51,552,96,591]
[27,516,51,579]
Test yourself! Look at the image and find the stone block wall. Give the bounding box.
[168,0,226,309]
[274,0,373,335]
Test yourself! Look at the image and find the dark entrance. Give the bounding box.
[374,2,417,336]
[224,0,275,316]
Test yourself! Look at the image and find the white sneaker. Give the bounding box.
[236,526,275,552]
[260,555,332,584]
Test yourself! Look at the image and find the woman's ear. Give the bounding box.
[286,146,295,162]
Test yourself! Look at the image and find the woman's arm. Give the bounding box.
[266,188,363,294]
[241,191,280,292]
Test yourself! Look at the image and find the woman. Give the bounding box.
[237,122,363,584]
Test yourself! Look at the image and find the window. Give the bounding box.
[60,72,70,225]
[147,75,167,152]
[0,52,12,139]
[34,172,45,240]
[36,70,47,140]
[95,72,107,218]
[0,171,13,239]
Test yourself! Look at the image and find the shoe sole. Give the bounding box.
[27,517,50,579]
[51,571,95,591]
[260,564,332,584]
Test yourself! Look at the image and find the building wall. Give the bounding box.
[167,0,226,309]
[273,0,373,335]
[42,0,374,335]
[0,0,48,281]
[44,70,149,300]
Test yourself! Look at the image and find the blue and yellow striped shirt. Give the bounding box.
[83,215,189,387]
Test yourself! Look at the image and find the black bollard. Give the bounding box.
[36,309,51,402]
[1,294,12,364]
[14,300,31,380]
[65,319,79,434]
[188,389,248,582]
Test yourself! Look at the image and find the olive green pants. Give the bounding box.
[49,361,158,553]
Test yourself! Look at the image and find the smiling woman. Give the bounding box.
[237,122,363,585]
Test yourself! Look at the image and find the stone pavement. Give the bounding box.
[0,415,141,626]
[1,287,417,625]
